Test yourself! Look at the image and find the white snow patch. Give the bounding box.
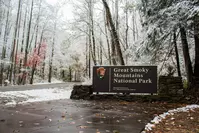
[0,88,72,107]
[34,78,63,85]
[142,104,199,132]
[81,79,92,85]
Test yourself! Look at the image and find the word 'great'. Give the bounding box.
[114,67,149,73]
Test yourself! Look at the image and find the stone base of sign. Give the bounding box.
[70,85,93,100]
[159,76,183,96]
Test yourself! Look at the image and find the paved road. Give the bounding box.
[0,100,150,133]
[0,82,80,92]
[0,84,181,133]
[0,99,181,133]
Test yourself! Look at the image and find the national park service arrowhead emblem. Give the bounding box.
[97,67,106,79]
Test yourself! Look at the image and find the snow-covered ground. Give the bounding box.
[33,78,64,85]
[0,87,72,107]
[142,104,199,132]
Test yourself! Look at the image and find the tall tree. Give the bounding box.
[0,0,11,85]
[14,1,23,84]
[194,15,199,78]
[30,0,42,84]
[18,0,28,84]
[173,31,181,77]
[102,0,125,65]
[22,0,34,85]
[48,16,57,83]
[88,0,97,65]
[9,0,22,84]
[104,9,111,65]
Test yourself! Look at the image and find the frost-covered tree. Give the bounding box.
[139,0,199,96]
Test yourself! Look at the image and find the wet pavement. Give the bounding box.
[0,99,182,133]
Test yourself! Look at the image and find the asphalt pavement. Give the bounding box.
[0,99,149,133]
[0,83,178,133]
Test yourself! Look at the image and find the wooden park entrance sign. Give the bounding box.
[93,66,157,93]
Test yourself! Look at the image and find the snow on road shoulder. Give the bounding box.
[33,78,63,85]
[142,104,199,132]
[0,88,72,107]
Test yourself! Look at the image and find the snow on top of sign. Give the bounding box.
[141,104,199,132]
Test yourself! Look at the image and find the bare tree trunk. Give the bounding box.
[194,15,199,78]
[102,0,125,65]
[89,41,91,78]
[86,36,89,76]
[100,33,103,65]
[104,9,111,65]
[179,26,193,88]
[0,0,4,39]
[173,31,181,77]
[132,9,136,42]
[125,0,129,64]
[48,20,56,83]
[193,15,199,97]
[13,3,22,84]
[22,0,34,85]
[69,66,72,82]
[0,0,11,85]
[9,0,22,84]
[30,0,42,84]
[89,0,97,65]
[42,55,45,79]
[115,0,119,33]
[88,25,95,65]
[18,2,28,84]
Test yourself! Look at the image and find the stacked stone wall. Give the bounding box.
[159,76,183,96]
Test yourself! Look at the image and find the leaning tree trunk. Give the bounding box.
[179,26,193,88]
[102,0,125,65]
[173,31,181,77]
[104,9,111,65]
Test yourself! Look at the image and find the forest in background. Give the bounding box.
[0,0,199,97]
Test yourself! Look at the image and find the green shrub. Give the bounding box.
[183,80,188,89]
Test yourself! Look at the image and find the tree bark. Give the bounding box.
[89,0,97,65]
[30,0,42,84]
[69,66,72,82]
[48,20,56,83]
[14,3,22,84]
[102,0,125,65]
[0,0,11,85]
[173,31,181,77]
[194,15,199,78]
[104,9,111,65]
[22,0,34,85]
[9,0,22,84]
[18,2,28,84]
[179,26,193,87]
[125,0,129,64]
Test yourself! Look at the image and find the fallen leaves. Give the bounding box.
[0,119,5,122]
[86,121,92,124]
